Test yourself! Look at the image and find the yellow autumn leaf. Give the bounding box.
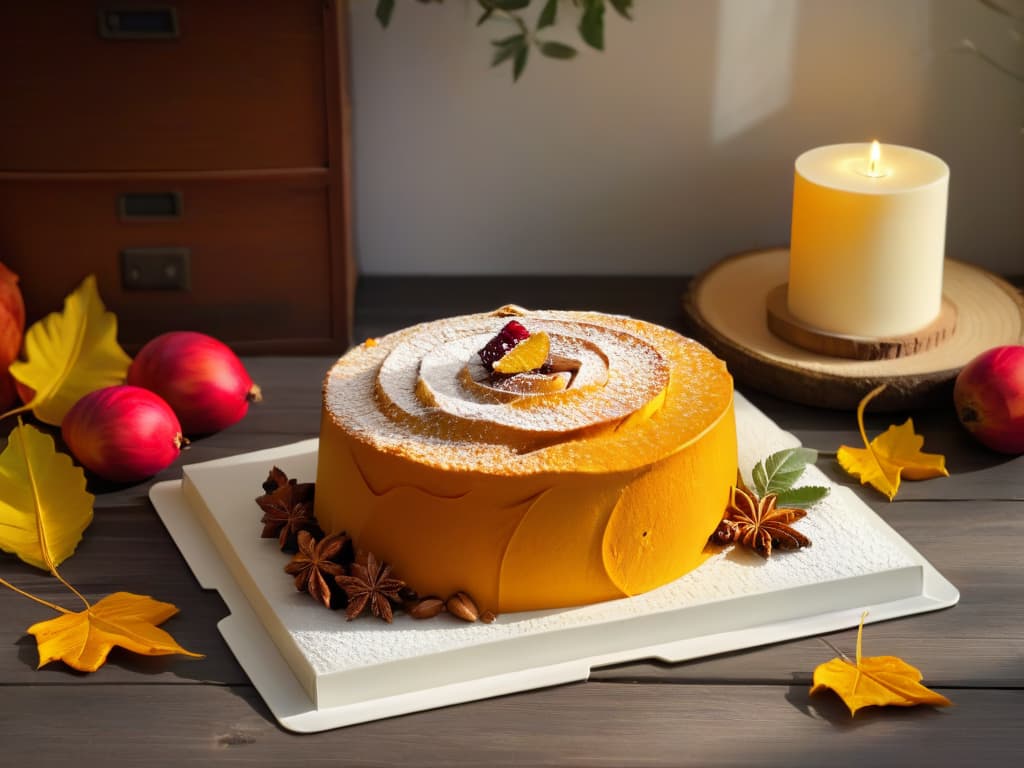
[0,421,93,571]
[871,419,949,481]
[810,613,952,716]
[27,591,203,673]
[7,274,131,425]
[836,385,948,500]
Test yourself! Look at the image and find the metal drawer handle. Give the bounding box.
[118,192,183,220]
[121,248,190,291]
[98,8,179,40]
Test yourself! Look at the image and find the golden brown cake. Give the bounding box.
[315,306,737,613]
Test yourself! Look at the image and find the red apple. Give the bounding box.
[953,345,1024,454]
[0,262,24,359]
[15,380,34,405]
[0,262,25,412]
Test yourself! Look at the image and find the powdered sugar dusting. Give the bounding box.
[325,309,733,475]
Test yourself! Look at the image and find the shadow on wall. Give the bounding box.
[701,0,933,263]
[924,1,1024,267]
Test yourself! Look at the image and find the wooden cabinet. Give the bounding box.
[0,0,354,353]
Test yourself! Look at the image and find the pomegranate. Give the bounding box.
[14,379,33,405]
[0,375,16,413]
[127,331,260,435]
[954,345,1024,455]
[478,320,530,369]
[0,262,25,412]
[62,385,186,483]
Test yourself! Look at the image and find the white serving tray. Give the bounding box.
[150,393,958,732]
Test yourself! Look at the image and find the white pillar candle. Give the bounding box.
[788,142,949,337]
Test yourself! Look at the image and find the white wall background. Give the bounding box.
[348,0,1023,275]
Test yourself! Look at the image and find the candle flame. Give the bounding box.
[868,140,882,177]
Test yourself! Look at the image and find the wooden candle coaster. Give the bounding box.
[765,284,959,361]
[681,249,1024,410]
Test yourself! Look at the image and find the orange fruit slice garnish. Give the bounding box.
[493,331,550,374]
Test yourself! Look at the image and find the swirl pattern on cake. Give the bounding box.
[316,306,737,613]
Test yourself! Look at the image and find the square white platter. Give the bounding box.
[150,392,958,732]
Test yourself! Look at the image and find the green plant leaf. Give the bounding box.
[579,0,606,50]
[492,45,518,67]
[513,43,530,80]
[375,0,395,27]
[492,32,525,48]
[609,0,633,19]
[775,485,830,509]
[492,34,525,67]
[538,0,559,29]
[539,41,577,59]
[752,447,819,496]
[491,0,531,9]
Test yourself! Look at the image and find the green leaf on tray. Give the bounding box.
[774,485,830,509]
[752,447,819,497]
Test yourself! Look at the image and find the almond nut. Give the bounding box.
[480,610,497,624]
[446,591,479,622]
[408,597,445,620]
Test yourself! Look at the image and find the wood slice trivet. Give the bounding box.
[681,249,1024,411]
[765,285,959,361]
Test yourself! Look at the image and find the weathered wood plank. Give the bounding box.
[593,498,1024,686]
[0,503,248,686]
[1,276,1021,763]
[0,683,1017,767]
[2,500,1019,686]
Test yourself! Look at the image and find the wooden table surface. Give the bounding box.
[2,277,1022,767]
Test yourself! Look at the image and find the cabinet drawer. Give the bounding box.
[0,174,344,351]
[0,0,327,171]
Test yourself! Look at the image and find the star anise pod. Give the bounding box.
[262,466,289,494]
[284,531,350,609]
[256,469,320,551]
[711,485,810,558]
[335,552,405,623]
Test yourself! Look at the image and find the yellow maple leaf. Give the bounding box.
[810,613,952,716]
[0,421,93,571]
[836,385,948,500]
[6,275,131,425]
[27,591,203,673]
[871,419,949,481]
